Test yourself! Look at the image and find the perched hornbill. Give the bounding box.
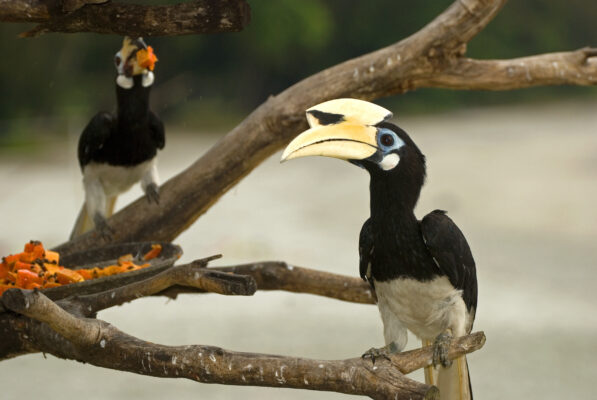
[281,99,477,400]
[70,37,164,239]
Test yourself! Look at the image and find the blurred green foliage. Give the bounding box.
[0,0,595,140]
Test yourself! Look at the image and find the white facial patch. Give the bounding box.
[380,153,400,170]
[142,71,154,87]
[116,75,133,89]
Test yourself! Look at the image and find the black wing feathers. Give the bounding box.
[420,210,477,313]
[149,111,165,149]
[359,218,375,288]
[77,112,114,169]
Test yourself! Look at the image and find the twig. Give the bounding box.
[2,289,485,400]
[52,0,597,255]
[0,0,251,37]
[74,255,257,315]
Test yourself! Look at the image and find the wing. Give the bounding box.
[149,111,165,150]
[77,112,114,169]
[420,210,477,314]
[359,218,375,288]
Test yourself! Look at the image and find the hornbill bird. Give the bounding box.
[281,99,477,400]
[70,37,164,240]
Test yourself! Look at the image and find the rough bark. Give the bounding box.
[52,0,597,256]
[158,262,376,305]
[0,260,374,360]
[0,0,251,37]
[0,256,256,359]
[1,288,485,400]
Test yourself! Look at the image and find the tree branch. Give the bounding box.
[75,255,257,315]
[424,47,597,90]
[0,255,255,359]
[52,0,596,255]
[157,261,376,305]
[2,289,485,400]
[0,0,251,37]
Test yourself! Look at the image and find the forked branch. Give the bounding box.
[2,288,485,400]
[52,0,597,255]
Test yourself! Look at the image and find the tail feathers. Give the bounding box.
[433,355,472,400]
[423,339,439,387]
[69,197,116,240]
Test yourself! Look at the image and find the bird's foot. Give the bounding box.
[93,214,115,241]
[432,330,453,368]
[145,183,160,205]
[361,342,399,364]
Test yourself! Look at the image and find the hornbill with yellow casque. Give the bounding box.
[70,37,164,240]
[281,99,477,400]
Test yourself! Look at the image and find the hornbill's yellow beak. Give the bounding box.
[281,98,393,162]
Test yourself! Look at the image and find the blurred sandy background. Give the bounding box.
[1,101,596,399]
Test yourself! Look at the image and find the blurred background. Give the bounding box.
[1,1,596,399]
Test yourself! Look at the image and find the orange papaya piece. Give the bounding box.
[6,272,17,283]
[55,269,84,285]
[117,253,133,265]
[16,269,43,288]
[4,254,20,266]
[31,243,45,259]
[143,244,162,261]
[0,262,9,279]
[14,261,34,271]
[44,250,59,264]
[44,263,63,275]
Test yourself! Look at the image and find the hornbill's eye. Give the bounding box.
[114,55,122,66]
[378,127,404,152]
[380,133,394,147]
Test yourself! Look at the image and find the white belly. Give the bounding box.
[375,276,468,340]
[83,159,154,197]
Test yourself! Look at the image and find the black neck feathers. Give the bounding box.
[365,139,436,282]
[116,75,151,122]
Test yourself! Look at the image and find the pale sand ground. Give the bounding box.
[0,101,596,399]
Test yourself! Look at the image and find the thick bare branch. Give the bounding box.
[0,0,251,37]
[3,289,486,400]
[424,48,597,90]
[157,261,376,305]
[52,0,596,255]
[0,255,257,359]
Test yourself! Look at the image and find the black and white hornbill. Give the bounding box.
[281,99,477,400]
[70,37,164,239]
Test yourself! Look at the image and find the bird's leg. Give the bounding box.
[361,341,400,364]
[432,329,453,368]
[144,182,160,204]
[93,213,115,241]
[141,161,160,205]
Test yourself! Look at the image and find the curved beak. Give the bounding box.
[281,122,378,162]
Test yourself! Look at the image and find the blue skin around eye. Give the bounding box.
[377,128,405,153]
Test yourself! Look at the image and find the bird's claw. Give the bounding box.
[432,331,453,368]
[145,183,160,205]
[361,347,391,364]
[93,214,115,241]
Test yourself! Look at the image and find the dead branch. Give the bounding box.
[0,0,251,37]
[0,255,255,359]
[157,261,376,304]
[426,48,597,90]
[2,288,485,400]
[52,0,597,255]
[75,255,257,315]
